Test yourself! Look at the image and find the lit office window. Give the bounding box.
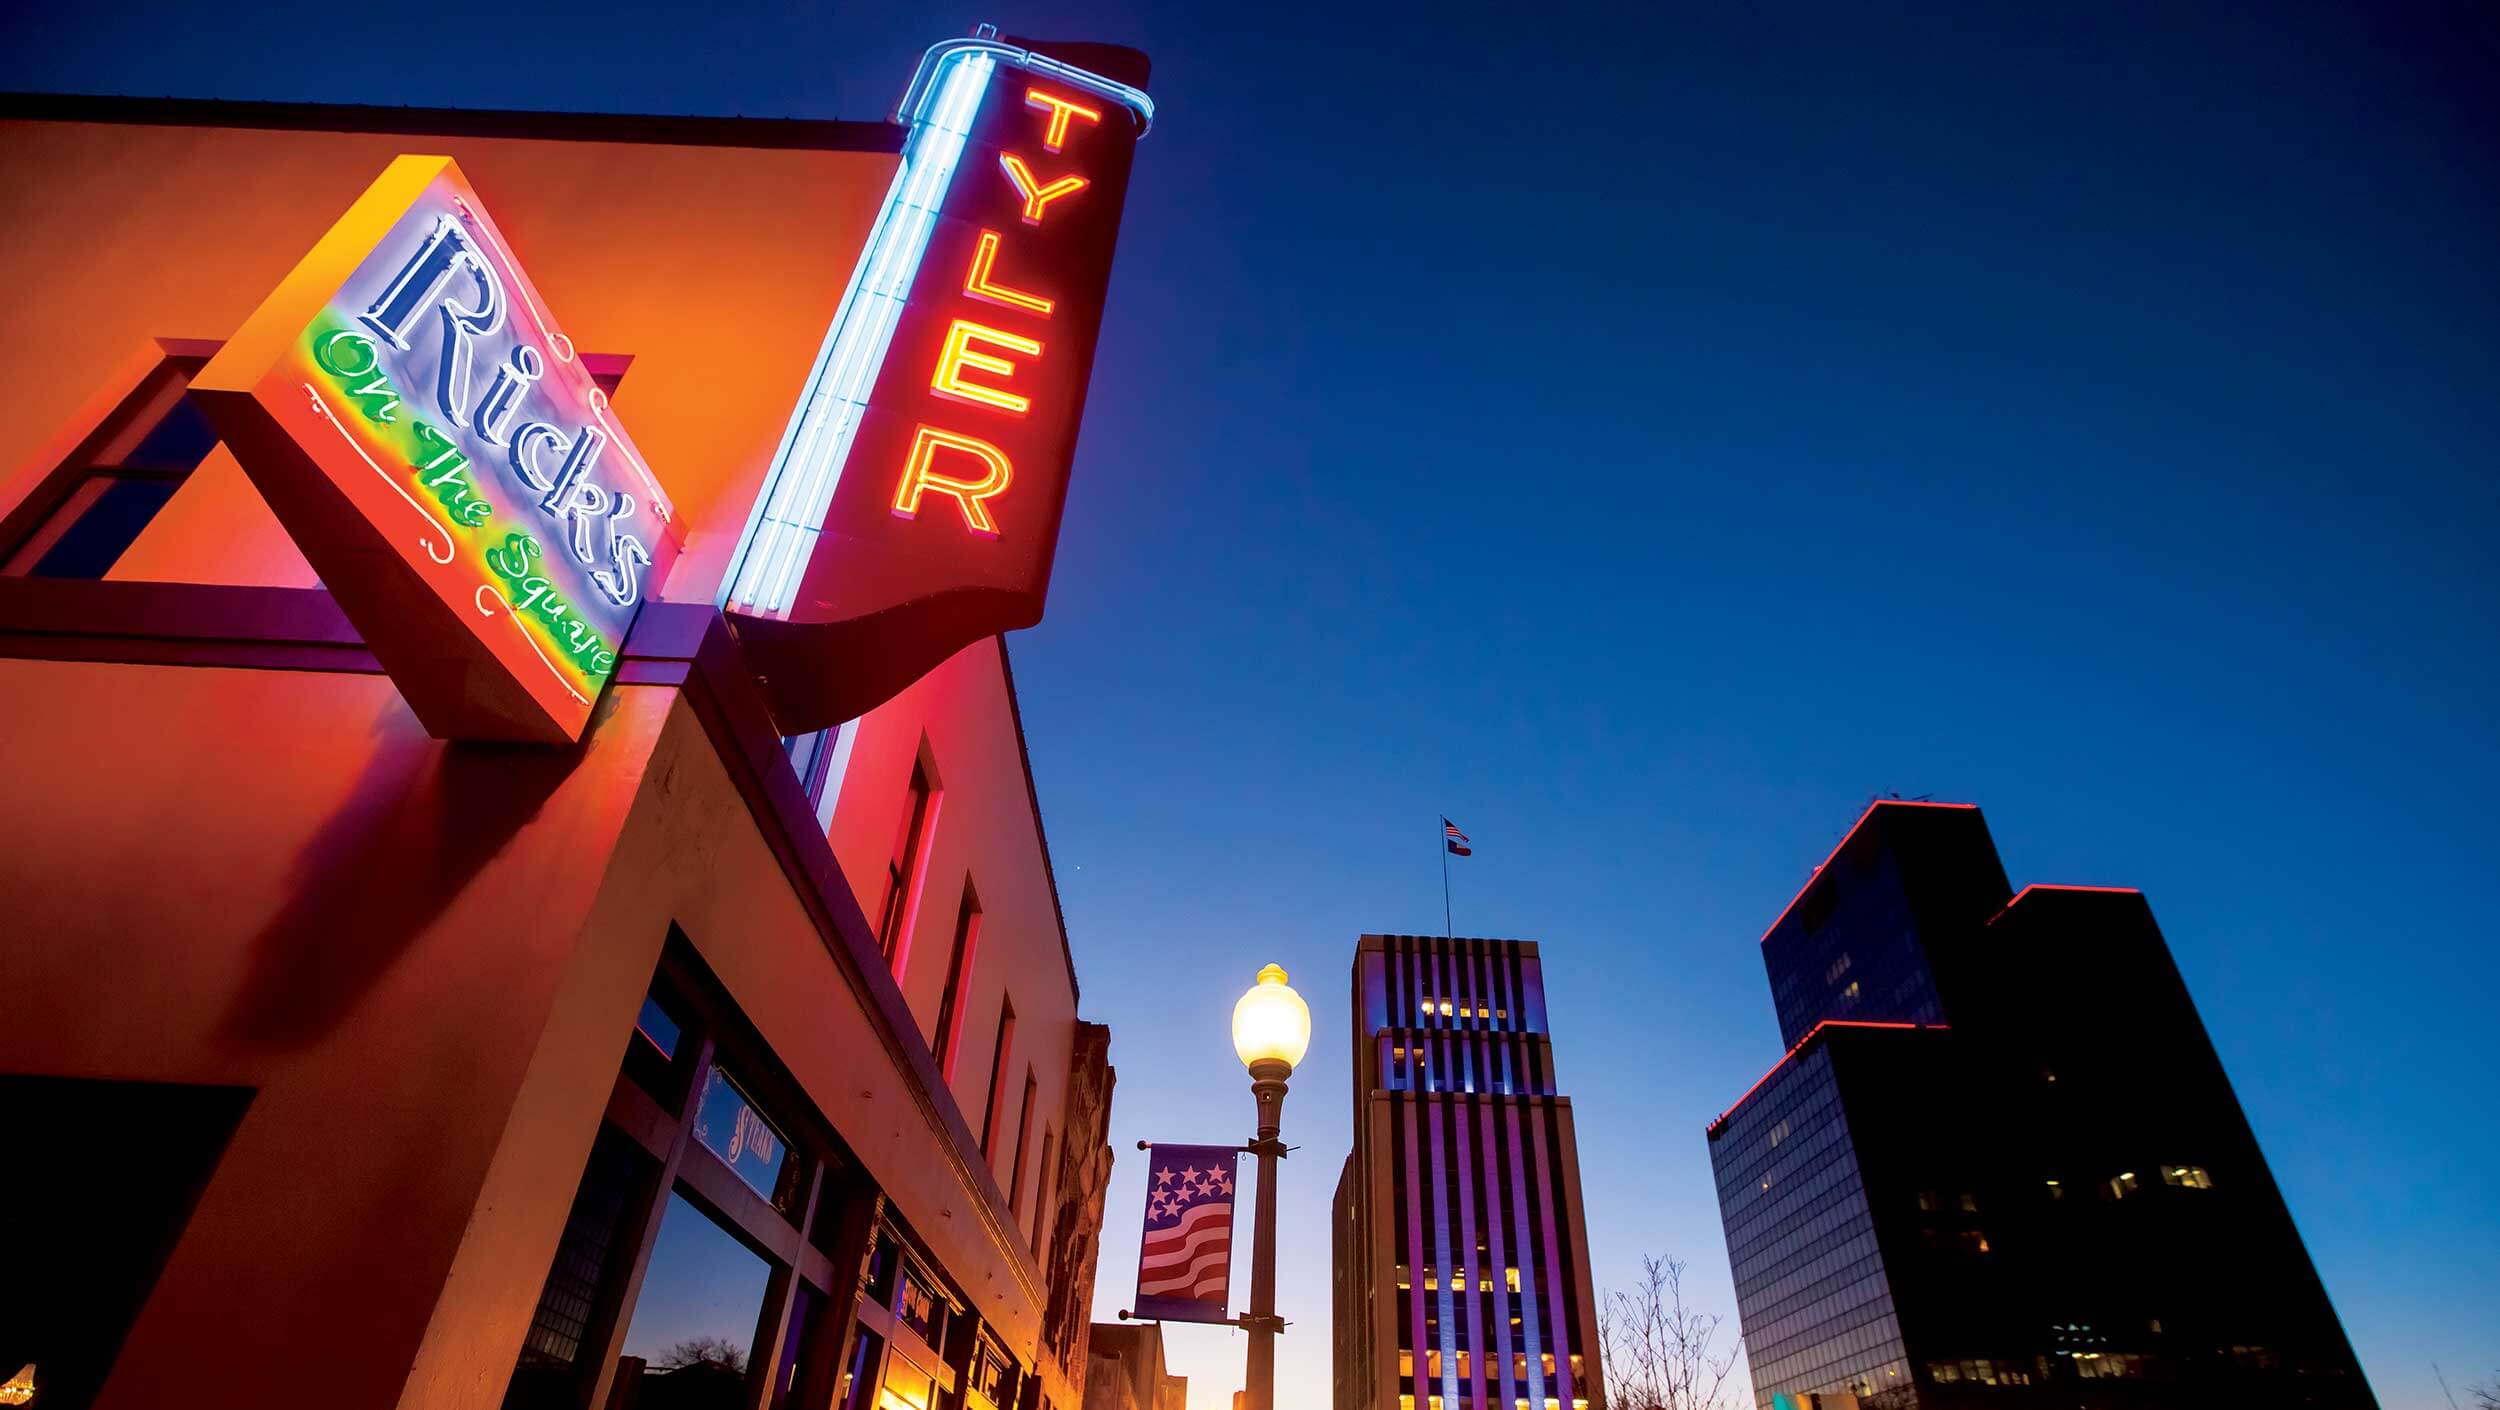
[2107,1171,2141,1200]
[2162,1165,2215,1189]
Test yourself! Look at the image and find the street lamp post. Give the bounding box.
[1230,963,1310,1410]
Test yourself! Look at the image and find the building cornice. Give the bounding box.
[0,90,904,153]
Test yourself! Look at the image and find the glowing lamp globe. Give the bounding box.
[1232,963,1312,1073]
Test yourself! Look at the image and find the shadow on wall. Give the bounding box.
[217,706,583,1048]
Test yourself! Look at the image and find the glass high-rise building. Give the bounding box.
[1333,935,1605,1410]
[1709,801,2377,1409]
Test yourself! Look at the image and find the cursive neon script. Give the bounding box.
[353,212,652,610]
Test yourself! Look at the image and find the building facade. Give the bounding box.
[1333,936,1604,1410]
[0,33,1145,1410]
[1707,802,2377,1409]
[1076,1324,1181,1410]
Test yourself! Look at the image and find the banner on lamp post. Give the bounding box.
[1132,1143,1239,1324]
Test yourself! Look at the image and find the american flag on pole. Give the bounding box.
[1132,1143,1239,1323]
[1443,818,1472,857]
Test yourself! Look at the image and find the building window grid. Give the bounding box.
[1710,1049,1914,1410]
[1367,943,1570,1410]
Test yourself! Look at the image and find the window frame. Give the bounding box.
[2,346,217,580]
[510,929,874,1410]
[978,1000,1017,1159]
[931,878,982,1082]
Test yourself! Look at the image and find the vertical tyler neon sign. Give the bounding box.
[723,37,1152,733]
[198,155,675,743]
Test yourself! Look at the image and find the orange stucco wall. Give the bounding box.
[0,658,674,1409]
[0,117,897,601]
[827,635,1081,1218]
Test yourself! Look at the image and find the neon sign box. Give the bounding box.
[723,37,1151,732]
[197,155,676,743]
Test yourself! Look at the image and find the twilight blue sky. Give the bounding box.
[9,2,2497,1407]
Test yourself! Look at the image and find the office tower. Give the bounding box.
[1709,802,2376,1408]
[1334,935,1606,1410]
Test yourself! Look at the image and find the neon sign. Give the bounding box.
[723,35,1152,733]
[197,155,675,743]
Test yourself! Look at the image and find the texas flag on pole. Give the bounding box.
[1133,1143,1240,1324]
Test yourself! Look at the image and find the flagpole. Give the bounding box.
[1439,815,1452,939]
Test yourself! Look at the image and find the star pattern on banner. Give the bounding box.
[1145,1162,1239,1224]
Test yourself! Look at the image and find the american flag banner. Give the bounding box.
[1132,1143,1240,1323]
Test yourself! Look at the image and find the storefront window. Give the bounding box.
[836,1327,886,1410]
[617,1192,774,1409]
[693,1065,793,1207]
[894,1261,946,1346]
[878,1353,937,1410]
[636,995,684,1060]
[626,975,696,1101]
[0,1076,248,1410]
[768,1280,822,1410]
[505,1132,655,1410]
[967,1331,1014,1406]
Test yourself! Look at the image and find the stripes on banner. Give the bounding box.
[1132,1142,1239,1324]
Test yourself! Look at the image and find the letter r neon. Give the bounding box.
[893,426,1015,537]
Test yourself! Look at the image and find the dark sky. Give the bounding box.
[9,2,2497,1406]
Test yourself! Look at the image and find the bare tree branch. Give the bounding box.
[1598,1254,1742,1410]
[657,1335,747,1375]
